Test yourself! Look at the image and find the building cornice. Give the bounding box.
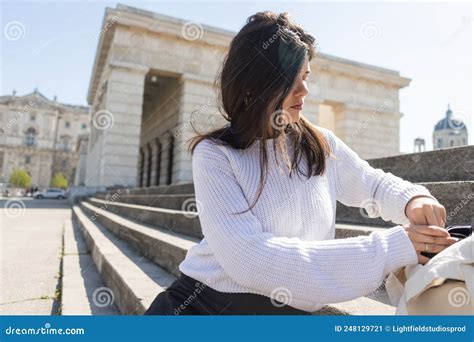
[87,3,411,104]
[0,91,88,113]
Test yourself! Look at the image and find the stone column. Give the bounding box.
[147,143,153,187]
[142,143,151,187]
[303,99,321,126]
[148,142,156,187]
[90,61,148,187]
[158,132,174,186]
[336,103,402,159]
[137,148,144,188]
[172,74,220,184]
[152,137,162,186]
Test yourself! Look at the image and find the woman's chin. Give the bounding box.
[287,108,302,122]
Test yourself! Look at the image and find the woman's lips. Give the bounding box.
[290,104,303,110]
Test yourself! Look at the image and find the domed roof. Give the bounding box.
[434,104,467,131]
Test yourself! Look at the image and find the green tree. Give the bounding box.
[51,172,68,189]
[9,168,32,188]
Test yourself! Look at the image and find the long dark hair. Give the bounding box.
[187,11,331,214]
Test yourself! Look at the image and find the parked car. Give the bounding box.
[33,188,67,199]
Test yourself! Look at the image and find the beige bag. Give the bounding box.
[385,236,474,315]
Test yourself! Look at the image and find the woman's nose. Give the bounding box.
[293,80,308,97]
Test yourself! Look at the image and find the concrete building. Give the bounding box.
[84,4,412,188]
[0,89,89,188]
[433,104,468,150]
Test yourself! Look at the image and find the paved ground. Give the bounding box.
[0,197,70,315]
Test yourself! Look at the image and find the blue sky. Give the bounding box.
[1,0,472,152]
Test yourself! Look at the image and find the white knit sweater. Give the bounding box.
[179,126,433,312]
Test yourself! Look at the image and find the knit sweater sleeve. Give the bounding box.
[192,139,419,308]
[322,129,434,225]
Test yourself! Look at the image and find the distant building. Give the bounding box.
[414,137,425,152]
[433,104,468,150]
[0,89,89,188]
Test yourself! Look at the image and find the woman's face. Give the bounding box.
[281,56,310,122]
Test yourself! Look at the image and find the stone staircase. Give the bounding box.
[62,145,473,315]
[336,145,473,227]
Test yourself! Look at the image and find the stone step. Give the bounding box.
[93,181,471,231]
[96,145,472,200]
[336,181,473,227]
[88,195,397,242]
[95,193,196,211]
[87,197,395,241]
[71,205,176,315]
[97,179,471,229]
[112,183,195,196]
[315,296,395,315]
[87,197,203,239]
[61,219,120,315]
[80,200,199,278]
[367,145,473,183]
[89,195,406,246]
[81,199,394,309]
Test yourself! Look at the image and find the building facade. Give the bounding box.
[433,105,468,150]
[84,4,412,188]
[0,89,89,188]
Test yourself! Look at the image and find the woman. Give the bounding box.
[145,11,456,315]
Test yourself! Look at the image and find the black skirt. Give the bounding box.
[144,273,311,315]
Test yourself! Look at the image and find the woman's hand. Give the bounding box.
[405,196,447,227]
[404,196,452,264]
[403,223,458,265]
